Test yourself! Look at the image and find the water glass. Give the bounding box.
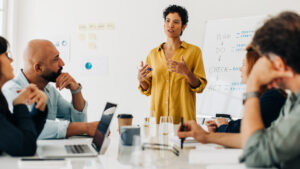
[159,116,174,136]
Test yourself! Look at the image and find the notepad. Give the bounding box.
[170,136,200,148]
[170,136,225,149]
[189,149,243,164]
[206,164,247,169]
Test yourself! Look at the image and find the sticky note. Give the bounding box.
[106,23,115,30]
[88,33,96,40]
[78,24,87,31]
[88,24,96,30]
[79,33,86,41]
[97,23,105,30]
[88,42,96,49]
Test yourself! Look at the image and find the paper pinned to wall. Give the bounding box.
[72,22,116,76]
[79,55,109,75]
[74,38,108,75]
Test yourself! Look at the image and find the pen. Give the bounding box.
[180,117,184,149]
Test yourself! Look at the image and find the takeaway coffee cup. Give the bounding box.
[117,114,133,132]
[120,126,140,146]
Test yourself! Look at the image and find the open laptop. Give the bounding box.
[37,102,117,158]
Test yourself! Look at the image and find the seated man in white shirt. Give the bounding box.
[3,39,98,139]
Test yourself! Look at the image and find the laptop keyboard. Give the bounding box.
[65,144,92,154]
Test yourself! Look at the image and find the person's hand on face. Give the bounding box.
[13,84,48,111]
[166,56,189,76]
[205,120,217,133]
[138,61,151,83]
[247,57,293,90]
[177,120,209,144]
[56,73,80,91]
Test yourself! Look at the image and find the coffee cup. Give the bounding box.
[120,126,140,146]
[117,114,133,132]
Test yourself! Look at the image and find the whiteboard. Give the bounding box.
[196,16,265,118]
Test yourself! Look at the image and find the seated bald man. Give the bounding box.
[3,39,98,139]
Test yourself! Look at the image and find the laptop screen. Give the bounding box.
[91,102,117,152]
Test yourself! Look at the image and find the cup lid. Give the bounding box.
[117,114,133,118]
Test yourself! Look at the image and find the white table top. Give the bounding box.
[0,124,247,169]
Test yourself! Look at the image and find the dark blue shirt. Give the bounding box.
[0,92,47,156]
[216,89,287,133]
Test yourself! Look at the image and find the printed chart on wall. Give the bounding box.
[51,37,70,64]
[196,16,265,118]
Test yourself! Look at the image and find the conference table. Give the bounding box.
[0,124,248,169]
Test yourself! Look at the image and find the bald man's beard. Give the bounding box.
[42,67,63,82]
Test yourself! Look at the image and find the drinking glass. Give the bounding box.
[159,116,174,136]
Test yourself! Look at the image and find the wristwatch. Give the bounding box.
[71,83,82,94]
[243,91,260,104]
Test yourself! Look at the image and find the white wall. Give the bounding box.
[12,0,300,127]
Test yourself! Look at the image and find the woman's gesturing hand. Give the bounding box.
[138,61,151,83]
[167,56,189,76]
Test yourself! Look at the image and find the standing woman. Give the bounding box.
[0,36,48,156]
[138,5,207,124]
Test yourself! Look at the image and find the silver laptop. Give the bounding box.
[37,102,117,158]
